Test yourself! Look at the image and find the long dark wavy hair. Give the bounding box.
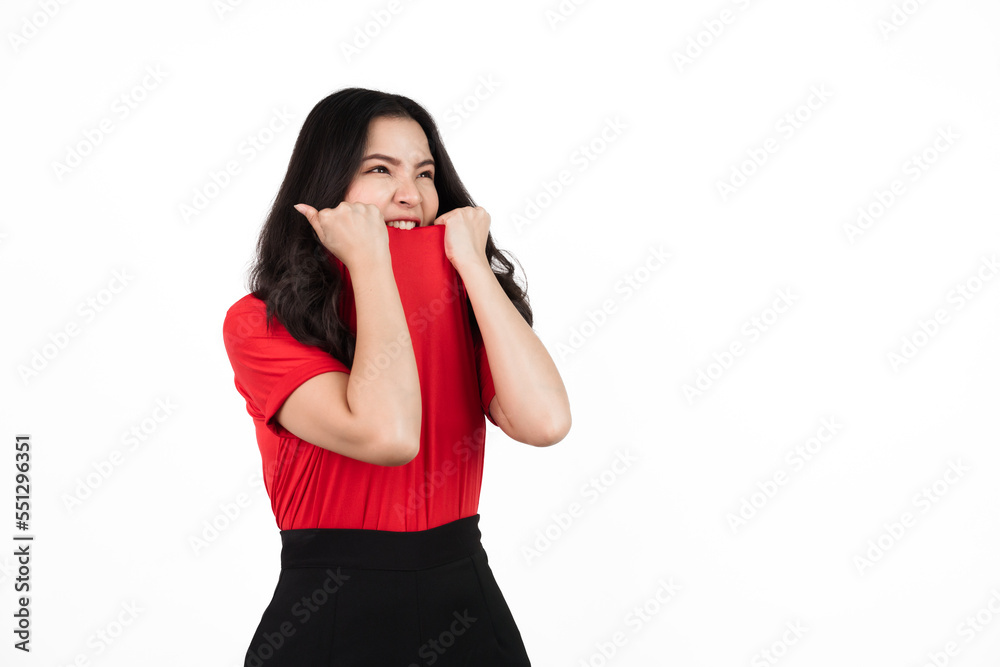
[247,87,532,369]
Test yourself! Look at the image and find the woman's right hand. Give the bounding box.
[293,201,389,269]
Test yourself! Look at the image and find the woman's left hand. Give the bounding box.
[432,206,491,273]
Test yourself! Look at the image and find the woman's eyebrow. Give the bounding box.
[362,153,435,168]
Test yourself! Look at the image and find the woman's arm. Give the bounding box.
[456,256,572,447]
[280,202,423,464]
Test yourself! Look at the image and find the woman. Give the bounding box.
[222,87,571,664]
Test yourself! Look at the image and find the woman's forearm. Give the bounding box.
[457,259,571,446]
[346,251,422,450]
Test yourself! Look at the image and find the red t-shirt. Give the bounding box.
[222,224,498,531]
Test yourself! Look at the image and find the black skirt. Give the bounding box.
[243,514,531,666]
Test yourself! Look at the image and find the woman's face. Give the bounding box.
[343,116,439,229]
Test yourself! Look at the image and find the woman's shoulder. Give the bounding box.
[225,292,265,317]
[223,293,276,344]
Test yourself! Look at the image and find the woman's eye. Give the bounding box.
[367,165,432,179]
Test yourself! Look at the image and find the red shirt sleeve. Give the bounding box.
[471,317,499,427]
[223,295,350,437]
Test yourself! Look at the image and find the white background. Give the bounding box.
[3,0,1000,665]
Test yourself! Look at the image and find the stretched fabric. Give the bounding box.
[222,224,497,531]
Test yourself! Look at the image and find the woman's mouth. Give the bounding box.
[386,219,420,230]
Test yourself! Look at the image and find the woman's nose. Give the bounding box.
[394,178,421,206]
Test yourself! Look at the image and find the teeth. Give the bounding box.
[386,220,417,230]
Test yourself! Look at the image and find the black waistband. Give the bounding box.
[279,514,483,571]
